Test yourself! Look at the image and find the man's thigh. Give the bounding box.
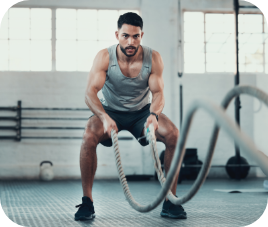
[85,115,111,145]
[86,114,123,147]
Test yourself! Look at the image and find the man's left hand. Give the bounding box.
[145,114,158,132]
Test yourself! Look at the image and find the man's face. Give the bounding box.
[115,24,144,57]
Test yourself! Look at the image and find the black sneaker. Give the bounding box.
[160,198,187,219]
[74,196,95,221]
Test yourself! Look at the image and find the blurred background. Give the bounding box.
[0,0,267,181]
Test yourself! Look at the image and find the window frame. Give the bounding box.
[183,10,267,74]
[0,6,140,72]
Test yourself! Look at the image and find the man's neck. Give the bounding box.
[116,44,143,64]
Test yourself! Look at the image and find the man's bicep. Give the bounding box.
[86,49,109,94]
[149,73,164,94]
[149,51,164,94]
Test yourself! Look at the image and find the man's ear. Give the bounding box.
[115,31,119,40]
[141,31,144,39]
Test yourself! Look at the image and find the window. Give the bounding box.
[184,12,268,74]
[56,9,139,71]
[239,14,264,73]
[0,8,139,71]
[0,8,52,71]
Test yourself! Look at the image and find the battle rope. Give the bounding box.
[111,85,268,212]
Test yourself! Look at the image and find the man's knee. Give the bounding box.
[165,127,179,150]
[82,129,99,148]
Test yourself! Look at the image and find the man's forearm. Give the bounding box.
[150,92,165,116]
[85,91,107,122]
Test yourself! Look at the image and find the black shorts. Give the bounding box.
[90,104,151,147]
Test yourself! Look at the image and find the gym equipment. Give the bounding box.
[225,156,250,179]
[111,85,268,212]
[40,161,54,181]
[157,149,203,183]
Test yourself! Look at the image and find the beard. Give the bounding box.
[120,44,140,57]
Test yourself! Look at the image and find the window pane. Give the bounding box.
[98,40,117,51]
[206,22,225,33]
[31,8,52,39]
[184,63,205,73]
[77,10,97,40]
[239,14,263,33]
[184,32,204,43]
[206,53,225,63]
[184,12,204,23]
[56,9,76,40]
[225,63,235,72]
[9,8,30,39]
[204,13,236,72]
[98,10,118,41]
[77,41,99,71]
[207,63,224,72]
[184,21,204,33]
[239,47,264,72]
[239,53,247,64]
[239,43,263,54]
[56,40,76,71]
[184,43,204,53]
[239,33,251,43]
[0,40,8,70]
[239,64,245,72]
[222,14,234,33]
[224,53,235,64]
[206,43,222,52]
[98,29,117,41]
[265,41,268,64]
[30,40,51,71]
[0,11,8,39]
[184,53,204,63]
[245,64,263,72]
[9,40,30,70]
[265,18,268,33]
[247,34,264,43]
[219,43,235,55]
[206,14,234,34]
[206,33,229,43]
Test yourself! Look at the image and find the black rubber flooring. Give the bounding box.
[0,178,267,227]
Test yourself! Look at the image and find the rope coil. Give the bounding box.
[111,85,268,213]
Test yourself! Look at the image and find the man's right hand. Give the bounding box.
[102,114,118,138]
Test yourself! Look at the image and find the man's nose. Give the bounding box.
[128,37,135,45]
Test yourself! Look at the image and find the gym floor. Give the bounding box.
[0,178,267,227]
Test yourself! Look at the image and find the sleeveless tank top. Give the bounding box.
[101,44,153,111]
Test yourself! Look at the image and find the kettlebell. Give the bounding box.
[40,161,54,181]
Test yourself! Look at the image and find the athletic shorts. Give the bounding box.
[89,104,151,147]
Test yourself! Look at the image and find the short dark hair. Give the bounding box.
[117,12,143,30]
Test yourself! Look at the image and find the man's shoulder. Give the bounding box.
[141,45,161,62]
[152,49,161,60]
[97,48,109,59]
[151,49,164,73]
[94,48,109,71]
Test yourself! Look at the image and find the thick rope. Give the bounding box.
[111,85,268,212]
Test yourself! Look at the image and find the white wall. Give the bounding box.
[0,0,267,179]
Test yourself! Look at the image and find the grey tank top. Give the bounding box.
[101,44,153,111]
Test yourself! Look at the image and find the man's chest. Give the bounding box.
[118,61,143,78]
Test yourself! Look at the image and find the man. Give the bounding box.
[74,12,187,221]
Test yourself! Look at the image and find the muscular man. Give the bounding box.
[74,12,187,221]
